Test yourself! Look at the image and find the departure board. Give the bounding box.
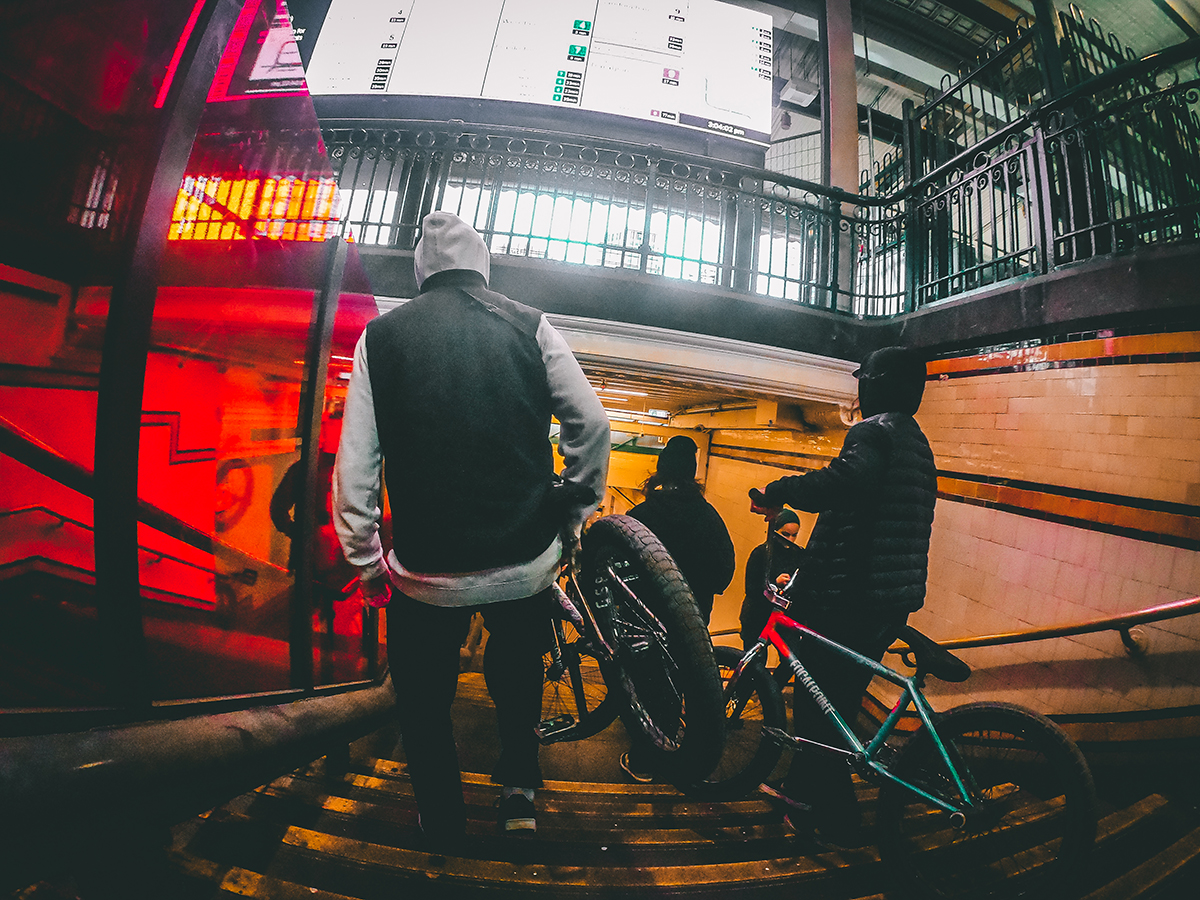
[304,0,773,144]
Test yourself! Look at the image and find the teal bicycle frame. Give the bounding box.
[736,605,977,818]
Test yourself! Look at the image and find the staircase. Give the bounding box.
[160,675,1200,900]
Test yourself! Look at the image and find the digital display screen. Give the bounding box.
[303,0,772,144]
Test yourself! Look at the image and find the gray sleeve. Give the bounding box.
[332,330,388,580]
[537,317,610,529]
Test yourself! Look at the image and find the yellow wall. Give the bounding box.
[648,333,1200,720]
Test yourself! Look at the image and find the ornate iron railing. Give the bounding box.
[321,123,907,316]
[3,13,1198,321]
[906,17,1050,182]
[908,34,1200,305]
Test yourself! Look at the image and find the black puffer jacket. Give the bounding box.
[760,412,936,616]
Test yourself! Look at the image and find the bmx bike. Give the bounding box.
[535,514,726,786]
[688,578,1098,900]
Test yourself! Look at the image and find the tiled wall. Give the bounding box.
[702,328,1200,720]
[909,330,1200,717]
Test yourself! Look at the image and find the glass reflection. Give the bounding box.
[0,1,197,708]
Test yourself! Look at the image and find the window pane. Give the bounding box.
[0,1,198,709]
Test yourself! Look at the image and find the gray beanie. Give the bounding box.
[414,211,491,288]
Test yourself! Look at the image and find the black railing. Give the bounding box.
[308,24,1199,317]
[907,17,1050,182]
[317,123,907,316]
[892,595,1200,657]
[5,12,1198,320]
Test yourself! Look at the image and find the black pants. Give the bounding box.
[386,588,551,838]
[783,613,905,831]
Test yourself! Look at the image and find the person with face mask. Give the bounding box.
[748,345,937,848]
[739,508,806,649]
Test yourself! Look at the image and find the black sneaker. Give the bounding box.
[497,792,536,833]
[619,752,654,783]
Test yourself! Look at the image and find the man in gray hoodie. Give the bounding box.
[333,211,610,843]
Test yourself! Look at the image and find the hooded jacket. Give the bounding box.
[760,411,936,617]
[627,485,735,623]
[333,212,610,606]
[739,522,807,642]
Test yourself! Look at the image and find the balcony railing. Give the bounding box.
[4,13,1198,320]
[311,30,1199,317]
[319,123,906,316]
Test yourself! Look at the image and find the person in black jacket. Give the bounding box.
[748,346,937,847]
[621,435,735,782]
[628,435,735,624]
[739,508,806,648]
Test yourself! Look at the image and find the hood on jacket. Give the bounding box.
[414,211,491,289]
[854,345,926,417]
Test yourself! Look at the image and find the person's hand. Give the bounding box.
[775,572,791,588]
[359,573,391,609]
[560,522,582,571]
[749,488,781,518]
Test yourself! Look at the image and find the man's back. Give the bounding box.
[366,274,557,573]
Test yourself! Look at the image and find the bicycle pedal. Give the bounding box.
[534,714,577,744]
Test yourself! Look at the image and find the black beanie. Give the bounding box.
[772,509,800,531]
[657,435,698,483]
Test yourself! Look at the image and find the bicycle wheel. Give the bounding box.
[539,607,618,743]
[682,644,786,801]
[580,515,725,784]
[877,702,1097,900]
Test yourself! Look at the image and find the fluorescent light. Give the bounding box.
[597,387,649,397]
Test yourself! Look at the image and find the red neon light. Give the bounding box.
[208,0,265,102]
[155,0,209,109]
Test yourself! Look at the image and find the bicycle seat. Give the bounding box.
[895,625,971,683]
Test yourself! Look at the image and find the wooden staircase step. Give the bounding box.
[1082,825,1200,900]
[167,734,1194,900]
[308,756,878,805]
[282,824,874,894]
[171,844,889,900]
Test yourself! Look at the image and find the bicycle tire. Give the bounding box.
[540,609,618,742]
[580,515,725,784]
[682,644,787,801]
[877,701,1097,900]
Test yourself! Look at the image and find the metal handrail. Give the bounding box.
[917,595,1200,654]
[714,596,1200,656]
[0,504,220,579]
[1,416,213,555]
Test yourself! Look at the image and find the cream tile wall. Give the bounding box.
[918,362,1200,506]
[912,500,1200,716]
[698,354,1200,719]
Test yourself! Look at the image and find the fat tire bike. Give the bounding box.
[536,514,726,787]
[685,582,1098,900]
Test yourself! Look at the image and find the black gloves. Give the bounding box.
[749,487,770,507]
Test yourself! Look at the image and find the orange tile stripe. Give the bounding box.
[939,476,1200,548]
[928,331,1200,376]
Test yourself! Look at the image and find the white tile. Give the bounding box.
[1167,549,1199,594]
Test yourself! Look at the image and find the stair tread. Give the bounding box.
[171,737,1191,900]
[1083,824,1200,900]
[172,845,888,899]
